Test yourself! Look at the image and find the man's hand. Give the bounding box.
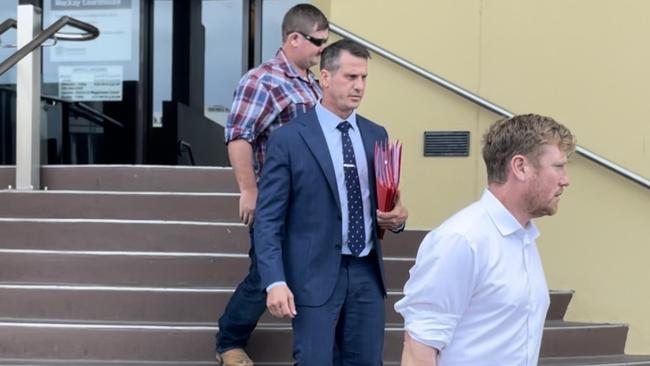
[401,331,438,366]
[227,140,258,227]
[377,190,408,231]
[239,188,257,226]
[266,284,297,318]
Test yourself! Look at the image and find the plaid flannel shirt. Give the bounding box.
[225,49,322,177]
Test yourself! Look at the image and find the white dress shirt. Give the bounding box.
[394,189,550,366]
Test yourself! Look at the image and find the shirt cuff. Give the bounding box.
[401,313,459,351]
[225,133,255,145]
[266,281,287,292]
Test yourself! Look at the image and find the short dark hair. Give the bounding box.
[482,114,576,184]
[320,39,371,72]
[281,4,329,42]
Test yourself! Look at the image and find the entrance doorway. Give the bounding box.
[0,0,305,166]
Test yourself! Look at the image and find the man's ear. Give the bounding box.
[288,32,300,48]
[320,69,330,88]
[510,154,528,181]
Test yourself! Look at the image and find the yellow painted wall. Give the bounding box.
[314,0,650,354]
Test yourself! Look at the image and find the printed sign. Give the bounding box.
[47,0,134,62]
[58,65,123,101]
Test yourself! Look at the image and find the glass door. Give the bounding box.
[0,0,18,165]
[0,0,313,166]
[41,0,141,164]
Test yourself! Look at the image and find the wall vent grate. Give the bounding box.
[423,131,470,157]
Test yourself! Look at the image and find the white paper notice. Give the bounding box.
[48,0,134,62]
[59,65,123,101]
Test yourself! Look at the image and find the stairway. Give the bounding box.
[0,165,648,365]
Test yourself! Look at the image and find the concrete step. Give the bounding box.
[1,358,649,366]
[0,286,405,325]
[547,290,573,321]
[539,355,650,365]
[0,191,240,222]
[0,220,423,258]
[541,321,628,357]
[0,285,572,325]
[0,362,399,366]
[0,322,262,362]
[1,357,649,366]
[382,229,425,258]
[0,320,629,363]
[0,251,414,290]
[0,220,250,254]
[0,165,239,193]
[0,362,218,366]
[0,321,403,363]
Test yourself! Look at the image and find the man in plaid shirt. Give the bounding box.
[217,4,329,366]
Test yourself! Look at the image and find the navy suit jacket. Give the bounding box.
[254,108,388,307]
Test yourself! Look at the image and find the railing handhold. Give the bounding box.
[50,16,99,41]
[0,18,17,37]
[0,18,17,47]
[0,16,99,76]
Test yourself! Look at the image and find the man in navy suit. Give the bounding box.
[254,39,408,365]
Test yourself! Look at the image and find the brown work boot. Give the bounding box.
[216,348,253,366]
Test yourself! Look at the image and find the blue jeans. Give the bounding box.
[216,228,267,353]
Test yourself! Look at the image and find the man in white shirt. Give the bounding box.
[395,114,576,366]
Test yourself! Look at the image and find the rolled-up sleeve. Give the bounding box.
[394,230,477,351]
[225,77,276,144]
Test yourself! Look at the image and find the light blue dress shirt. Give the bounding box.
[315,103,374,257]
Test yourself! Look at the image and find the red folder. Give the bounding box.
[374,140,402,239]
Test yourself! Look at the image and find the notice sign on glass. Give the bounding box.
[58,65,123,101]
[48,0,134,63]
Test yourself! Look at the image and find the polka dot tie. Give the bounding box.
[337,121,366,257]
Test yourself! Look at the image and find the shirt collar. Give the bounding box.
[276,49,317,83]
[481,189,539,242]
[315,103,358,132]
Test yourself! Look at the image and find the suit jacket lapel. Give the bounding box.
[357,116,379,215]
[298,110,342,212]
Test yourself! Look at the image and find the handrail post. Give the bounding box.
[16,1,42,190]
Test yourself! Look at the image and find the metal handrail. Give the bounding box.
[330,23,650,190]
[178,140,196,166]
[0,17,97,41]
[0,16,99,76]
[51,16,99,41]
[0,86,125,129]
[0,18,57,48]
[0,18,16,36]
[42,94,125,129]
